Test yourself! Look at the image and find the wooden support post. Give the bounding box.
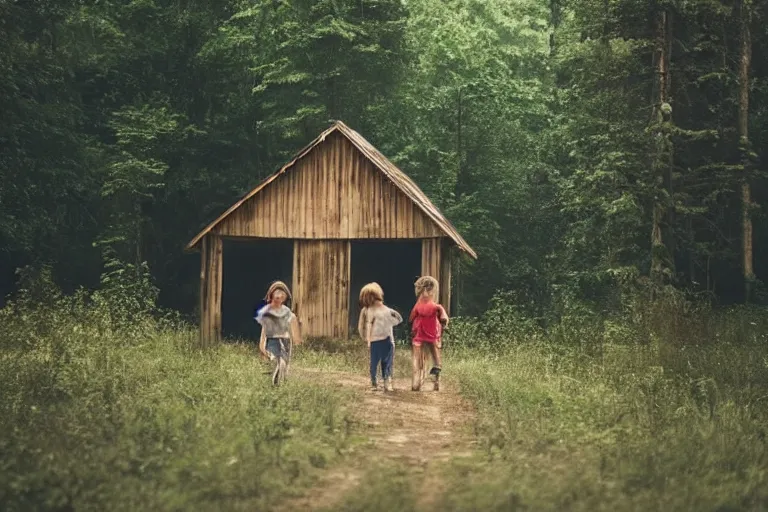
[199,234,223,347]
[440,240,453,316]
[421,238,442,297]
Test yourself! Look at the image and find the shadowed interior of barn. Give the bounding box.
[186,120,477,345]
[221,239,293,340]
[348,240,422,340]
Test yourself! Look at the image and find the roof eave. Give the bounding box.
[183,123,343,251]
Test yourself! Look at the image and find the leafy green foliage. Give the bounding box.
[4,2,768,508]
[2,0,768,314]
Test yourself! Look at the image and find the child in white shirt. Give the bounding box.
[357,282,402,392]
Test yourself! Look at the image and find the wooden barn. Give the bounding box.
[186,121,477,344]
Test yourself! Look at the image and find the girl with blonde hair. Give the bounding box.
[255,281,302,386]
[409,276,448,391]
[358,282,402,392]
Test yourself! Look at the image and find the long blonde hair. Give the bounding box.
[414,276,439,300]
[359,282,384,308]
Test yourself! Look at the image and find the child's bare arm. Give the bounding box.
[438,305,449,325]
[357,308,368,342]
[258,328,268,359]
[408,305,417,324]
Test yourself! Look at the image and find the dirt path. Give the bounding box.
[275,368,476,511]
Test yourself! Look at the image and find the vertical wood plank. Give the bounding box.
[199,235,223,347]
[421,238,441,279]
[291,239,301,325]
[347,142,358,238]
[301,153,309,238]
[440,239,453,316]
[318,146,326,238]
[339,136,349,238]
[421,237,442,311]
[339,240,351,338]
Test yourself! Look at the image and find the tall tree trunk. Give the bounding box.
[738,0,754,302]
[650,7,674,291]
[664,12,676,265]
[454,85,463,315]
[549,0,561,59]
[456,85,463,193]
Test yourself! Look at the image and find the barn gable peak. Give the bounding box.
[185,120,477,259]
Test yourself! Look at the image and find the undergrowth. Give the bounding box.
[298,295,768,511]
[0,267,355,511]
[3,265,768,511]
[438,298,768,511]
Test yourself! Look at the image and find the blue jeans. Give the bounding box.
[370,337,393,385]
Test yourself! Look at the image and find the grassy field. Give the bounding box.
[2,285,768,511]
[297,334,768,511]
[444,341,768,511]
[0,302,358,511]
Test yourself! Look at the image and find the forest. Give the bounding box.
[3,0,768,315]
[2,0,768,510]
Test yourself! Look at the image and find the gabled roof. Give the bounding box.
[185,121,477,259]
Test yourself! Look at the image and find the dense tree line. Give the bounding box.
[1,0,767,319]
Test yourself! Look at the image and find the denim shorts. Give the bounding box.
[266,337,290,360]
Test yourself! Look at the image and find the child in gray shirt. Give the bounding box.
[256,281,301,386]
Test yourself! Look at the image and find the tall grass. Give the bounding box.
[0,271,355,511]
[440,300,768,511]
[3,268,768,511]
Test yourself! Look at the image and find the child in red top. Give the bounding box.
[409,276,448,391]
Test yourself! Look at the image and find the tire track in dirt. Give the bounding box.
[273,368,476,511]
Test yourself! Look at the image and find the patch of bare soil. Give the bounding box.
[274,368,476,511]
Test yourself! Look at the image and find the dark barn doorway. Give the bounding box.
[349,240,421,340]
[221,239,293,341]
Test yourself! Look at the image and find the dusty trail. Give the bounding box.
[274,367,476,511]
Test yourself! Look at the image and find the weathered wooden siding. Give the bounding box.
[292,240,351,338]
[199,235,223,346]
[421,238,442,283]
[214,132,442,239]
[439,239,452,316]
[421,238,452,314]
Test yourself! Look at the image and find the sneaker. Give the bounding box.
[371,382,378,391]
[384,378,394,392]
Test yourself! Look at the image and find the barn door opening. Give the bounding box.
[349,240,421,340]
[221,239,293,341]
